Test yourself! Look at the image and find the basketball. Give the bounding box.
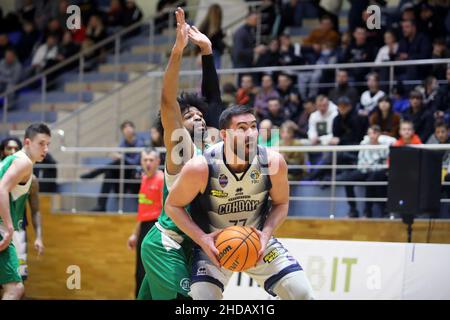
[215,226,261,272]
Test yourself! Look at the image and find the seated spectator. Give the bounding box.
[123,0,143,27]
[302,14,340,50]
[29,34,59,76]
[337,125,395,218]
[427,120,450,145]
[433,67,450,120]
[255,38,280,69]
[332,96,369,146]
[254,74,280,119]
[298,41,337,99]
[369,95,401,138]
[258,119,279,147]
[15,21,40,63]
[397,19,432,86]
[197,4,225,69]
[279,120,305,181]
[258,0,279,37]
[83,14,108,71]
[222,82,237,107]
[328,69,359,107]
[18,0,36,23]
[430,38,450,80]
[57,31,80,67]
[402,90,434,142]
[278,33,303,67]
[359,72,385,116]
[307,95,338,146]
[340,26,376,83]
[274,72,302,120]
[374,30,399,64]
[280,0,304,32]
[44,18,63,41]
[417,2,446,41]
[236,74,257,106]
[391,84,409,113]
[336,31,352,63]
[81,120,146,212]
[415,76,439,110]
[0,48,22,95]
[297,98,316,138]
[266,97,287,128]
[392,119,423,146]
[107,0,125,28]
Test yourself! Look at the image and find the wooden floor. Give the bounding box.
[23,196,450,300]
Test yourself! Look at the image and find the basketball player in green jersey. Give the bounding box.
[0,123,51,300]
[138,8,223,300]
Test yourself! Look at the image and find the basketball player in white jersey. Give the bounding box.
[165,105,314,300]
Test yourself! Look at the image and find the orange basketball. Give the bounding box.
[215,226,261,272]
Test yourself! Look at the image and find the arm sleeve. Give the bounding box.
[201,54,224,129]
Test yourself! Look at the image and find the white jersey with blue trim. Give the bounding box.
[191,141,272,233]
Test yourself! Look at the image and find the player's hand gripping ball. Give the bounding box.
[215,226,261,272]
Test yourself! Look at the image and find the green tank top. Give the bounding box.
[0,152,32,231]
[157,144,209,237]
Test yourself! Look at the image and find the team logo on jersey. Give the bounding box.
[218,174,228,188]
[180,278,191,291]
[250,169,260,182]
[210,189,228,198]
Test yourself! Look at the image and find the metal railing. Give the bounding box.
[28,142,450,218]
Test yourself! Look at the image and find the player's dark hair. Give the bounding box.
[219,104,255,130]
[24,123,51,140]
[0,136,22,159]
[177,92,207,116]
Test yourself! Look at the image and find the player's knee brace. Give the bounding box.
[189,281,223,300]
[273,271,314,300]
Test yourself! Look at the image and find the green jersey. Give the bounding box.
[0,151,32,231]
[157,144,208,237]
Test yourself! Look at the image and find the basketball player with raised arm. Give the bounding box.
[0,123,51,300]
[165,105,314,300]
[137,7,224,300]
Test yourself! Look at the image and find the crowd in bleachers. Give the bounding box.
[0,0,143,99]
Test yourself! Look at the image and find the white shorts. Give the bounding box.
[12,230,28,280]
[191,237,302,296]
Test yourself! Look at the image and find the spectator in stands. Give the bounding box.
[280,0,304,32]
[332,96,369,146]
[298,41,337,99]
[374,30,399,64]
[397,19,432,85]
[417,2,446,41]
[336,31,352,63]
[427,120,450,145]
[57,31,80,64]
[0,33,10,60]
[236,74,257,106]
[307,95,338,146]
[276,73,296,105]
[44,18,63,41]
[402,90,434,142]
[415,76,439,110]
[266,97,287,128]
[198,4,226,69]
[302,14,340,50]
[278,33,303,67]
[337,125,395,218]
[369,95,401,138]
[328,69,359,108]
[150,125,165,165]
[0,48,22,95]
[254,74,280,120]
[297,98,316,139]
[83,14,108,71]
[393,119,422,146]
[360,6,385,48]
[123,0,143,28]
[221,82,237,107]
[340,26,375,83]
[81,120,146,212]
[232,10,264,80]
[255,38,280,69]
[430,38,449,80]
[434,67,450,121]
[15,21,40,63]
[359,72,385,117]
[279,120,305,181]
[258,0,279,37]
[154,0,187,34]
[29,34,59,76]
[107,0,125,28]
[18,0,36,23]
[53,0,69,31]
[391,84,409,113]
[258,119,279,147]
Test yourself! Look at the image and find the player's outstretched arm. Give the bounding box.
[0,158,32,252]
[28,175,44,255]
[254,151,290,259]
[165,156,221,267]
[161,7,195,175]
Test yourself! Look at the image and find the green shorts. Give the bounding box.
[0,235,22,285]
[138,225,192,300]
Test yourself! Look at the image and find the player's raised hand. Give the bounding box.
[173,7,190,53]
[198,230,221,268]
[188,26,212,55]
[0,227,13,252]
